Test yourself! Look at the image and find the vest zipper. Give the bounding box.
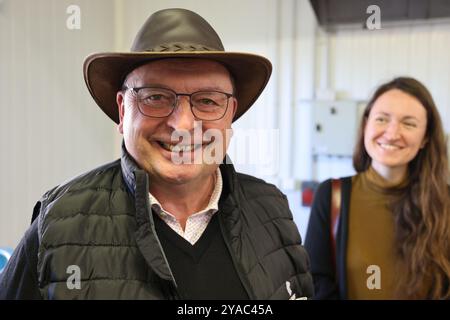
[218,212,256,300]
[135,170,181,299]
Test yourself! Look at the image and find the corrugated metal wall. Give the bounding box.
[329,23,450,131]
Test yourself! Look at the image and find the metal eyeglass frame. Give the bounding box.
[123,86,234,121]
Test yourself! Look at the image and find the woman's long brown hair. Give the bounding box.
[353,77,450,299]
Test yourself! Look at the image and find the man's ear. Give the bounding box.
[116,91,125,134]
[231,97,238,119]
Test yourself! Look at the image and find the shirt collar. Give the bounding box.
[149,168,223,218]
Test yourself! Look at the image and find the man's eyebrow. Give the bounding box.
[195,86,233,92]
[130,83,169,89]
[134,84,232,92]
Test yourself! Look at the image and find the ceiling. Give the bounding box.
[310,0,450,29]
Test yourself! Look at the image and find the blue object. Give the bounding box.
[0,247,13,273]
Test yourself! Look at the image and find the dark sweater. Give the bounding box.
[154,212,248,300]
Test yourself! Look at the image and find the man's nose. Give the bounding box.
[166,96,197,131]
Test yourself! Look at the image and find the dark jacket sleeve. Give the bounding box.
[304,179,340,299]
[0,218,42,299]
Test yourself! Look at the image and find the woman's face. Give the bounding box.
[364,89,428,174]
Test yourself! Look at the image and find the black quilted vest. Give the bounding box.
[36,148,313,299]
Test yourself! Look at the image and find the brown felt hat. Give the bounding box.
[83,8,272,123]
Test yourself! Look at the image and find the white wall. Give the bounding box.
[328,22,450,130]
[0,0,118,248]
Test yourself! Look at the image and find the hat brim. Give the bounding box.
[83,52,272,123]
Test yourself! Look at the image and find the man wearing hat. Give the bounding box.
[0,8,313,299]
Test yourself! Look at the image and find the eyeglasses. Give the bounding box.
[124,86,234,121]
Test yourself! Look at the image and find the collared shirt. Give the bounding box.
[149,169,222,245]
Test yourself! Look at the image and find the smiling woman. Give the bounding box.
[363,88,428,184]
[305,77,450,300]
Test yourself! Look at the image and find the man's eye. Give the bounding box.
[198,98,217,105]
[141,94,165,103]
[149,94,163,100]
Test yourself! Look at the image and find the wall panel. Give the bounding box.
[0,0,117,247]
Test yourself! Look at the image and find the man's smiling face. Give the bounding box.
[116,58,237,186]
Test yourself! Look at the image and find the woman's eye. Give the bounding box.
[404,122,417,128]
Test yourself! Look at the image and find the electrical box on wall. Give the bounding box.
[311,101,360,157]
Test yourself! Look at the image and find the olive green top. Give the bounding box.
[347,166,406,300]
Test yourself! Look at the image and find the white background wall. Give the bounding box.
[0,0,118,248]
[329,23,450,129]
[1,0,449,248]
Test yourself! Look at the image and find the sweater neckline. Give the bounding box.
[361,166,409,194]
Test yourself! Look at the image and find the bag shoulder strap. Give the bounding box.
[330,178,342,271]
